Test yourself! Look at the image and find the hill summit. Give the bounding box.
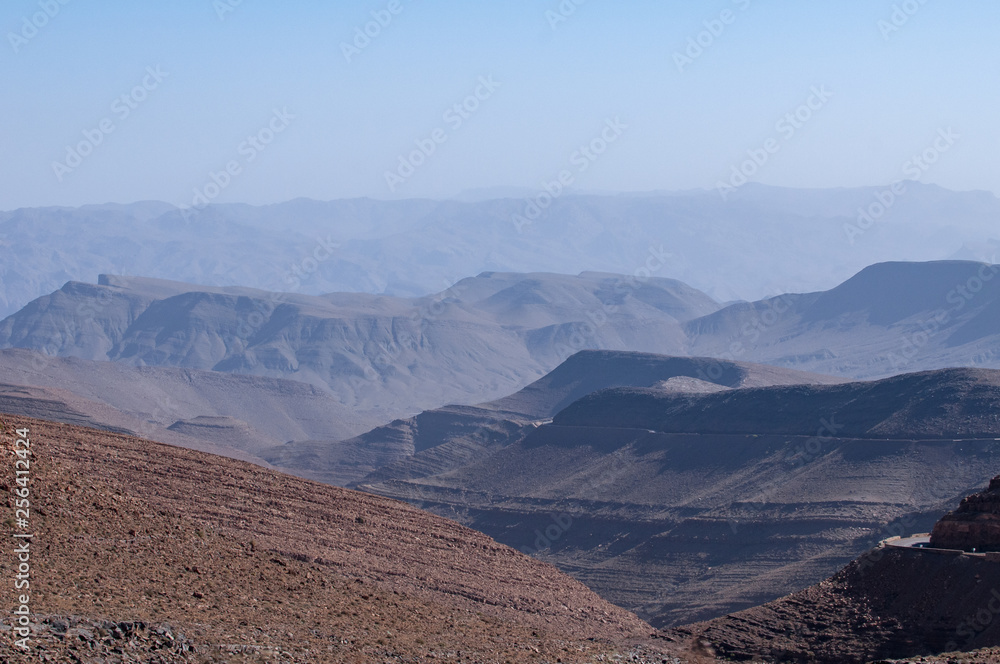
[931,475,1000,552]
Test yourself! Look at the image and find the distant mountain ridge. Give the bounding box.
[685,259,1000,378]
[0,347,391,463]
[0,271,719,417]
[3,183,1000,317]
[5,260,1000,408]
[483,350,842,419]
[264,350,838,486]
[556,367,1000,438]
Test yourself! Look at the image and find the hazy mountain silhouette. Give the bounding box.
[0,272,718,417]
[687,260,1000,377]
[3,183,999,317]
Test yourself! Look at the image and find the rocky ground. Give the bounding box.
[872,648,1000,663]
[0,414,699,663]
[5,412,998,663]
[663,543,1000,662]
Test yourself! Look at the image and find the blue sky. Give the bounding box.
[3,0,998,209]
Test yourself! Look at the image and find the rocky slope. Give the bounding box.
[663,546,1000,662]
[664,478,1000,662]
[930,474,1000,551]
[266,351,841,487]
[555,367,1000,438]
[687,260,1000,378]
[0,348,391,462]
[360,366,1000,628]
[0,414,686,663]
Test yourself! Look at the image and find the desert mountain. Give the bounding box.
[267,351,841,487]
[664,477,1000,663]
[5,261,1000,429]
[2,183,999,318]
[0,271,718,417]
[0,414,681,663]
[360,366,1000,629]
[0,348,390,464]
[687,260,1000,378]
[556,366,1000,438]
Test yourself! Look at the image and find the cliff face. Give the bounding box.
[930,476,1000,551]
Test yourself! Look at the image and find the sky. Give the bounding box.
[2,0,998,210]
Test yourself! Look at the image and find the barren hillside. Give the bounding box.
[0,415,682,663]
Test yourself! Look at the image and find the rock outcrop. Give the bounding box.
[930,475,1000,551]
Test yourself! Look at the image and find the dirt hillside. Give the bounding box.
[0,414,682,663]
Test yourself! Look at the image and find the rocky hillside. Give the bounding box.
[0,272,718,418]
[0,414,686,663]
[555,366,1000,438]
[687,260,1000,378]
[664,477,1000,662]
[360,366,1000,628]
[263,351,840,486]
[664,545,1000,662]
[930,474,1000,551]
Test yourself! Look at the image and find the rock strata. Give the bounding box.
[930,475,1000,551]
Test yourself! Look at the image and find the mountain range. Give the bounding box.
[4,260,1000,433]
[0,271,717,419]
[5,256,1000,639]
[2,183,999,318]
[359,361,1000,627]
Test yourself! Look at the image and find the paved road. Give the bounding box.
[886,535,931,549]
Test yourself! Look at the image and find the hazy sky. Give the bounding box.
[3,0,997,209]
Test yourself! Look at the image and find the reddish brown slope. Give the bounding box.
[0,415,668,663]
[663,543,1000,662]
